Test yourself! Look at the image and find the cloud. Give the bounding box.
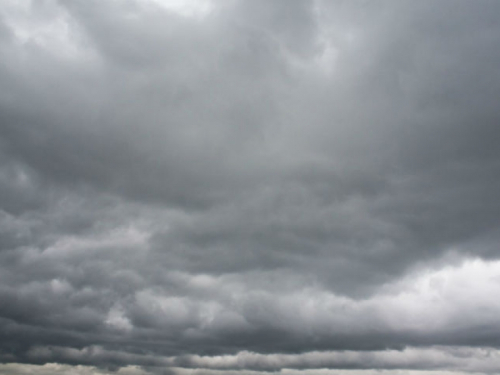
[0,363,490,375]
[1,0,500,373]
[0,363,149,375]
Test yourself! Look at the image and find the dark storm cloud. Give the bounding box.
[1,0,500,373]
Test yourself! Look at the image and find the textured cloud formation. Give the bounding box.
[0,364,490,375]
[1,0,500,374]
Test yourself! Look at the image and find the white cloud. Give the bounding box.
[147,0,214,18]
[105,304,133,332]
[0,0,94,60]
[0,363,149,375]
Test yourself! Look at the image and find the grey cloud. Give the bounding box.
[1,0,500,373]
[10,345,500,374]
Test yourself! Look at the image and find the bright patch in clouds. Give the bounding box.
[0,0,90,59]
[148,0,214,18]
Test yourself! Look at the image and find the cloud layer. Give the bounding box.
[1,0,500,374]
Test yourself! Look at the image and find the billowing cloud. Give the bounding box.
[1,0,500,374]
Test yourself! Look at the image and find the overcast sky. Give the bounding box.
[1,0,500,374]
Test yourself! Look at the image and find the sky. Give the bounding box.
[1,0,500,374]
